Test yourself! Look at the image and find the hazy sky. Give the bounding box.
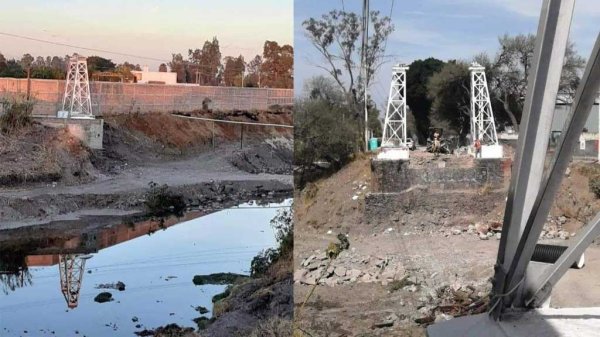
[0,0,293,70]
[295,0,600,110]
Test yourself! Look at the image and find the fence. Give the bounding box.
[0,78,293,116]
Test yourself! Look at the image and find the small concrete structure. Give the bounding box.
[427,307,600,337]
[131,66,177,85]
[376,148,409,161]
[34,116,104,149]
[481,144,504,159]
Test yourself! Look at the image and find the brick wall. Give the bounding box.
[0,78,293,116]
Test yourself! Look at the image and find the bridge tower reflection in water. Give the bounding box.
[58,254,92,309]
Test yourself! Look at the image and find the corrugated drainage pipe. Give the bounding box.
[531,243,585,269]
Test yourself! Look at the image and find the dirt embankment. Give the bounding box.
[0,124,95,186]
[200,257,292,337]
[293,152,600,336]
[0,108,292,187]
[0,108,293,227]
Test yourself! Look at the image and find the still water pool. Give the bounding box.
[0,199,292,337]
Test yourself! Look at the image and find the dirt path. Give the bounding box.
[0,146,290,198]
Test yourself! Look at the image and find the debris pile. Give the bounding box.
[295,249,406,287]
[351,180,369,201]
[374,281,491,328]
[446,216,573,241]
[540,215,574,240]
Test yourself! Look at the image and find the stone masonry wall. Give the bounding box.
[370,158,504,193]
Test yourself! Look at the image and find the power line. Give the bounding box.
[0,31,170,63]
[381,0,395,63]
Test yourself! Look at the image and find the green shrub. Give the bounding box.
[250,248,280,277]
[250,208,293,277]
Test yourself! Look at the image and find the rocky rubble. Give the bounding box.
[295,249,407,287]
[442,215,574,241]
[295,247,492,328]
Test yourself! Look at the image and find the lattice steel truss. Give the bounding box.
[59,254,91,309]
[61,54,92,118]
[382,64,409,147]
[469,63,499,145]
[427,1,600,335]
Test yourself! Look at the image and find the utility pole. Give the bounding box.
[361,0,370,151]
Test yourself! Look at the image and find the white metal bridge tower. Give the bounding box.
[59,54,93,118]
[59,254,91,309]
[429,0,600,335]
[382,64,409,148]
[469,62,501,158]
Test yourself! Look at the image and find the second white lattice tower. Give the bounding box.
[61,54,93,118]
[469,62,498,145]
[382,64,409,147]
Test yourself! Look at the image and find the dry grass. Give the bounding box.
[246,317,291,337]
[0,124,91,185]
[0,96,34,134]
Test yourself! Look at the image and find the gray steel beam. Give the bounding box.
[491,0,575,318]
[523,34,600,306]
[526,213,600,307]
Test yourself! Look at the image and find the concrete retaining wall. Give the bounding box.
[33,116,104,149]
[0,78,293,116]
[371,158,505,193]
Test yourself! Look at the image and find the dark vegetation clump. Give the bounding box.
[193,316,215,330]
[192,272,247,286]
[581,164,600,199]
[0,97,34,134]
[94,292,113,303]
[212,287,231,303]
[194,306,209,314]
[250,208,293,277]
[590,176,600,199]
[144,181,186,217]
[134,324,195,337]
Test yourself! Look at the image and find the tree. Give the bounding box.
[244,55,263,87]
[115,62,140,82]
[426,61,471,141]
[86,56,116,75]
[486,34,585,131]
[32,56,45,68]
[302,10,393,105]
[50,56,65,74]
[295,76,359,186]
[158,63,168,72]
[406,58,445,142]
[19,54,34,72]
[0,52,6,73]
[261,41,293,89]
[303,9,393,150]
[0,60,25,78]
[190,37,222,85]
[223,55,245,86]
[169,53,188,83]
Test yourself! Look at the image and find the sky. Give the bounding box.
[0,0,293,70]
[295,0,600,111]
